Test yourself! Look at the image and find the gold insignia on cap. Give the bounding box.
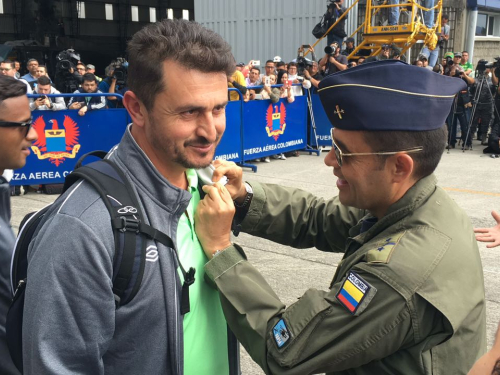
[334,105,345,119]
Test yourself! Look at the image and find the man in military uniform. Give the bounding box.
[194,60,487,374]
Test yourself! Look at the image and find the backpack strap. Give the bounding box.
[64,159,194,314]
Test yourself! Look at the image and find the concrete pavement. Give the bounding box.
[9,140,500,374]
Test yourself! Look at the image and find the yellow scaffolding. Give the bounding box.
[306,0,443,61]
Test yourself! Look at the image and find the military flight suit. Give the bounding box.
[205,174,486,375]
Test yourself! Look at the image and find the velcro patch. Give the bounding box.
[273,319,291,349]
[366,231,406,264]
[336,271,377,316]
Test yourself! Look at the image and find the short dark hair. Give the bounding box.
[1,60,15,69]
[250,66,260,74]
[288,62,298,68]
[127,19,235,111]
[27,58,38,64]
[276,61,285,67]
[37,76,51,86]
[364,125,447,180]
[82,73,97,83]
[442,14,449,20]
[266,60,274,65]
[0,75,27,107]
[76,62,85,68]
[462,50,468,54]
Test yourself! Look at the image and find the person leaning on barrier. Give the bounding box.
[0,60,33,96]
[22,19,239,375]
[68,73,106,116]
[30,76,66,111]
[277,70,294,103]
[194,60,486,374]
[246,66,262,88]
[303,60,323,92]
[0,75,38,375]
[228,68,247,101]
[260,73,280,103]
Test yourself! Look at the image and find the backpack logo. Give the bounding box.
[146,245,159,262]
[117,206,138,214]
[31,115,81,167]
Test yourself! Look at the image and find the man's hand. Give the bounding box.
[212,159,246,202]
[69,102,82,110]
[474,211,500,248]
[78,105,88,116]
[35,98,45,108]
[195,182,235,258]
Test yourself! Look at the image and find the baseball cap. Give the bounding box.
[346,37,355,43]
[454,52,462,58]
[273,56,282,63]
[444,52,454,59]
[236,62,245,67]
[86,64,95,70]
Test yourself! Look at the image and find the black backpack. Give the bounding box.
[6,151,195,373]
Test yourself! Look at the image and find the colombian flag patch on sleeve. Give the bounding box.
[336,271,377,316]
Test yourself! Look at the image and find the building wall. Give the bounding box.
[474,38,500,62]
[193,0,359,65]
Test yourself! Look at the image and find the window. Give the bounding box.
[131,5,139,22]
[77,1,86,19]
[149,7,156,23]
[476,12,498,36]
[0,0,4,14]
[167,8,173,20]
[105,4,113,21]
[182,9,189,20]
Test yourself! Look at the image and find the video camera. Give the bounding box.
[110,57,128,86]
[476,59,493,75]
[54,49,82,94]
[325,43,339,56]
[56,49,80,72]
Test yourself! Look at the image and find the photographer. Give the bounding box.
[446,65,474,149]
[341,37,355,56]
[68,73,105,116]
[325,0,348,47]
[287,62,311,97]
[98,59,128,108]
[303,60,323,92]
[54,49,83,94]
[470,60,497,144]
[319,42,347,75]
[30,76,66,111]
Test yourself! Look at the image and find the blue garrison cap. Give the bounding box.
[318,60,466,131]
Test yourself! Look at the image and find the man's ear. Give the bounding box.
[123,91,147,128]
[390,153,414,183]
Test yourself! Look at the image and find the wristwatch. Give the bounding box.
[234,182,253,209]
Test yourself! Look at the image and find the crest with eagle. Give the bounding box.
[31,115,81,167]
[265,102,287,141]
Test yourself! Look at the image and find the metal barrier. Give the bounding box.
[11,89,327,185]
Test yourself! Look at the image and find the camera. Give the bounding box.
[446,56,454,67]
[111,57,129,86]
[56,49,80,72]
[476,59,489,74]
[325,45,338,55]
[40,95,47,100]
[54,49,82,94]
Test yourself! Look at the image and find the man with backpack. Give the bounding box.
[19,20,238,374]
[0,75,38,374]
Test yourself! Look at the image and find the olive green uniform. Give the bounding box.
[205,175,486,374]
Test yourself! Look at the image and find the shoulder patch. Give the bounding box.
[273,319,291,349]
[336,271,377,316]
[366,231,406,264]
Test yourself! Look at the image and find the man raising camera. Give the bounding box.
[325,0,348,47]
[319,42,347,75]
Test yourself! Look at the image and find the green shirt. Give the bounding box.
[177,169,229,375]
[460,61,474,73]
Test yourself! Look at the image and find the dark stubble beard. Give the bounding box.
[148,114,220,169]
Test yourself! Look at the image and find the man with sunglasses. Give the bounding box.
[0,75,38,375]
[194,60,486,374]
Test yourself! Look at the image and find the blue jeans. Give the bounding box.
[447,107,472,147]
[327,33,344,49]
[389,0,399,25]
[421,46,439,67]
[423,0,435,28]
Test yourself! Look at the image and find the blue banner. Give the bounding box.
[242,97,308,160]
[214,100,242,163]
[11,109,129,185]
[308,93,332,147]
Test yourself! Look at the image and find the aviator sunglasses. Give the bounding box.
[330,128,423,167]
[0,118,34,137]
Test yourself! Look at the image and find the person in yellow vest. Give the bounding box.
[228,69,246,101]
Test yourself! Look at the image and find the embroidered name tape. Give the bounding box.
[336,271,376,316]
[273,319,291,349]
